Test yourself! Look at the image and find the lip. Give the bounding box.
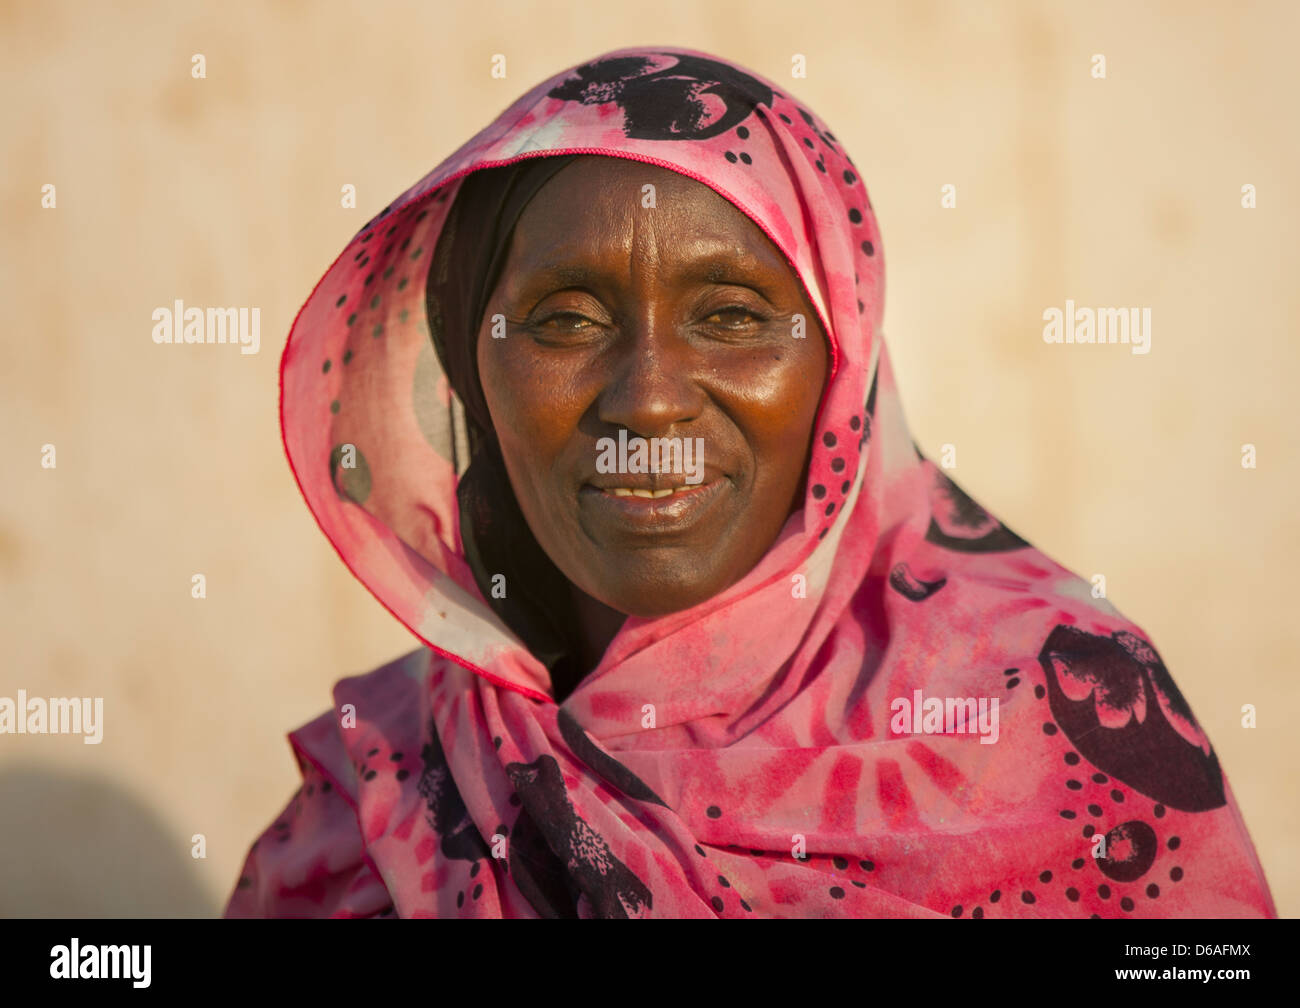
[578,477,729,533]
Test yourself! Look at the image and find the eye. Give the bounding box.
[704,305,767,328]
[533,311,596,332]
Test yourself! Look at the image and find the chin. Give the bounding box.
[591,575,724,621]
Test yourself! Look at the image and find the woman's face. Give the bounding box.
[477,156,829,619]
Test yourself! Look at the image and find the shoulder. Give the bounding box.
[223,648,435,918]
[287,647,434,801]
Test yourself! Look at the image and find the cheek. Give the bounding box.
[479,338,529,427]
[478,342,583,505]
[736,345,828,486]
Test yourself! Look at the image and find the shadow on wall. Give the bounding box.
[0,765,217,917]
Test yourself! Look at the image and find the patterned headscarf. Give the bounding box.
[227,46,1275,918]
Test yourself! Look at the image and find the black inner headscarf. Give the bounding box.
[425,154,587,686]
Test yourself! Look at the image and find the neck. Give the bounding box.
[552,584,626,702]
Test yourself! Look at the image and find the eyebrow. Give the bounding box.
[511,251,782,297]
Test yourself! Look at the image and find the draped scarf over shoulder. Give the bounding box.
[226,46,1275,918]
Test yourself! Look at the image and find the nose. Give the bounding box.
[596,315,705,438]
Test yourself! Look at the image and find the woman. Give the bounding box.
[226,47,1275,918]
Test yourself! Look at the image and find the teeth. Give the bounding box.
[606,487,686,498]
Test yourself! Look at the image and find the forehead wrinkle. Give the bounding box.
[510,162,792,294]
[507,243,785,297]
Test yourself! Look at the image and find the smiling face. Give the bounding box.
[476,156,830,619]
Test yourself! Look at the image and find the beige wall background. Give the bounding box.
[2,0,1296,917]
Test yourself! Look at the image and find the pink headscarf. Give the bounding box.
[226,46,1275,918]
